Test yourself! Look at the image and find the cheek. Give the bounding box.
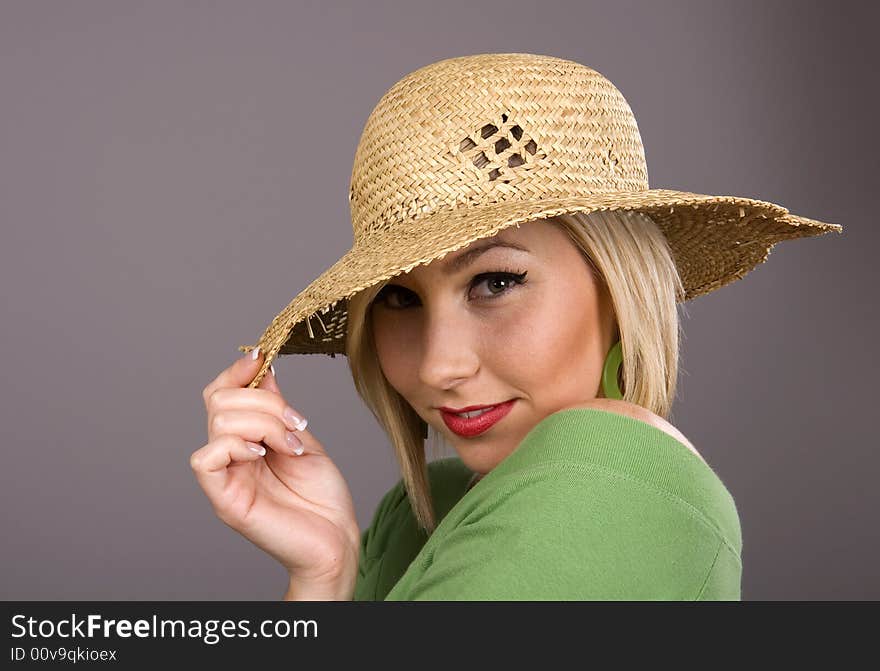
[515,277,605,395]
[371,312,416,388]
[480,290,552,370]
[555,304,606,400]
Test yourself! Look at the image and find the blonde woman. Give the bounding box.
[191,53,841,600]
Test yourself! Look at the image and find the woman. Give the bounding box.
[191,53,841,600]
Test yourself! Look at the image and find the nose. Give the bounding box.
[417,305,480,391]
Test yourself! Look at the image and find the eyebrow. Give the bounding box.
[440,240,530,275]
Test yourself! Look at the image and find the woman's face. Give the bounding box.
[370,219,617,475]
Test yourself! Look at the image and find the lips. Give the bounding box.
[440,403,498,414]
[440,399,516,438]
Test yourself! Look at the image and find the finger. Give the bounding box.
[189,434,265,496]
[206,385,308,438]
[258,362,281,394]
[209,409,304,457]
[202,346,265,407]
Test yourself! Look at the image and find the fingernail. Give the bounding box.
[248,444,266,456]
[270,363,276,377]
[283,406,308,432]
[250,346,262,361]
[286,431,303,453]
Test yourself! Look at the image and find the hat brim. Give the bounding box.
[240,189,842,387]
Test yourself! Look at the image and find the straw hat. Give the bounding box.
[238,52,842,389]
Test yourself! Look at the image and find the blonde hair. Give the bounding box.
[345,208,687,533]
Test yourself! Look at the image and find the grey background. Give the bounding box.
[1,0,876,600]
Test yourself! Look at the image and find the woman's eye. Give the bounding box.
[375,286,417,309]
[469,271,528,300]
[374,271,527,310]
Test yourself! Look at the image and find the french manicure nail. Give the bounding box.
[286,431,302,452]
[283,406,308,432]
[251,346,262,361]
[248,444,266,456]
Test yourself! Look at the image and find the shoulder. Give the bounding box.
[560,398,706,465]
[403,448,730,600]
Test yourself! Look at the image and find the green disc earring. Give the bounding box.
[601,340,623,400]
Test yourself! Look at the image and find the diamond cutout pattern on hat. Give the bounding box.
[603,147,620,177]
[458,112,546,183]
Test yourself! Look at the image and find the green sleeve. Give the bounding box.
[353,476,406,601]
[386,464,737,600]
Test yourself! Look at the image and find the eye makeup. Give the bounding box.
[374,268,528,309]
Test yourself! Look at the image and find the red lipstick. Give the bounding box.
[440,400,516,438]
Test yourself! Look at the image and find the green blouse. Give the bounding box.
[353,408,742,600]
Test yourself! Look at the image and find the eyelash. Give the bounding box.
[374,268,529,310]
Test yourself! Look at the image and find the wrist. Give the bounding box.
[282,525,361,601]
[283,572,355,601]
[283,539,359,601]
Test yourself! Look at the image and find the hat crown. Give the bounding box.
[348,52,649,245]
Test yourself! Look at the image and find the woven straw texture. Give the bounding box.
[238,52,842,389]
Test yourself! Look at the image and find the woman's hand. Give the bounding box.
[191,348,360,599]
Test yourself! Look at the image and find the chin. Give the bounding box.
[451,441,512,475]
